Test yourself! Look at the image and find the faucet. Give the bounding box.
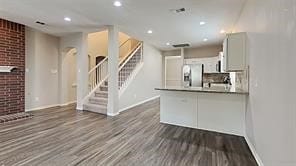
[223,75,232,86]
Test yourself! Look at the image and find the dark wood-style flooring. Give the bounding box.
[0,99,257,166]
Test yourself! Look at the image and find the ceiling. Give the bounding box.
[0,0,246,50]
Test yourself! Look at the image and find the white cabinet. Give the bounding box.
[159,91,247,136]
[223,32,247,71]
[184,56,219,73]
[160,91,198,128]
[197,93,246,136]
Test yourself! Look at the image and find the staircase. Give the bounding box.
[83,39,143,114]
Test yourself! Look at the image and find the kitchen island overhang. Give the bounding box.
[156,86,249,136]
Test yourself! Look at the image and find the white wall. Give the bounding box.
[60,32,88,110]
[162,45,222,59]
[88,30,130,69]
[62,48,77,104]
[235,0,296,165]
[119,43,162,110]
[25,27,60,110]
[184,45,222,59]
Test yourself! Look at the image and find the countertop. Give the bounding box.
[155,86,249,95]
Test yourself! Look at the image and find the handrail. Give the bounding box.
[89,56,108,74]
[87,38,142,95]
[118,42,143,90]
[88,40,141,76]
[120,38,132,48]
[119,42,142,70]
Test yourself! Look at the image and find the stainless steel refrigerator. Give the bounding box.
[182,64,204,87]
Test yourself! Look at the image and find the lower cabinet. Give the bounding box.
[160,91,246,136]
[197,93,246,136]
[160,91,198,129]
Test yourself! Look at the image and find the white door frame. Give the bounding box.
[164,55,182,86]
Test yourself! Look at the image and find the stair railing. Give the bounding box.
[118,42,143,89]
[88,57,108,93]
[87,38,142,94]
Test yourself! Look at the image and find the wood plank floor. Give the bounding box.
[0,99,257,166]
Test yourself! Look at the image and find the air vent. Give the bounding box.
[170,8,186,13]
[173,43,190,48]
[175,8,186,13]
[36,21,46,25]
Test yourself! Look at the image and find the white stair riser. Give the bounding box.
[83,44,142,115]
[84,105,107,115]
[100,86,108,91]
[95,93,108,98]
[89,99,108,105]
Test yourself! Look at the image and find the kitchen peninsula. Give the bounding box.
[156,86,248,136]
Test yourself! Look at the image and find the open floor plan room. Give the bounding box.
[0,0,295,165]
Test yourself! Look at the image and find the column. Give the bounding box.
[107,25,119,116]
[76,33,89,110]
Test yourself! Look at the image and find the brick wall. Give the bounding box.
[0,18,25,116]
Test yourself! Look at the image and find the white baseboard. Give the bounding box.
[76,106,83,111]
[107,112,119,116]
[60,101,76,107]
[26,101,77,112]
[244,135,264,166]
[119,95,160,113]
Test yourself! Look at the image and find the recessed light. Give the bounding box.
[166,42,170,46]
[113,1,122,7]
[200,21,206,25]
[220,29,226,34]
[203,38,208,42]
[147,30,153,34]
[64,17,71,22]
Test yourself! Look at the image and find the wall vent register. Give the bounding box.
[173,43,190,48]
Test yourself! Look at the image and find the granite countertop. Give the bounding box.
[155,86,249,95]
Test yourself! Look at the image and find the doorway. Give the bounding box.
[165,56,182,86]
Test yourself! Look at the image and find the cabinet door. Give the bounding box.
[197,93,246,136]
[226,32,246,71]
[160,91,198,129]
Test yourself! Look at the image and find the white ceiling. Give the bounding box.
[0,0,246,50]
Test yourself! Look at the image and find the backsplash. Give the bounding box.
[203,72,249,92]
[235,69,249,92]
[203,73,230,84]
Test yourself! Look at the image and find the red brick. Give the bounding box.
[0,18,25,115]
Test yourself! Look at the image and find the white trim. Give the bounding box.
[26,104,60,112]
[76,106,83,111]
[119,62,144,97]
[244,135,264,166]
[119,95,160,113]
[60,101,76,107]
[26,101,77,112]
[107,112,119,116]
[164,55,182,86]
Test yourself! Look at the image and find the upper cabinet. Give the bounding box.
[223,32,247,71]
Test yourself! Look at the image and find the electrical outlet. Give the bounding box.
[35,97,39,102]
[50,69,58,74]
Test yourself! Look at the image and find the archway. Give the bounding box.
[61,47,77,105]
